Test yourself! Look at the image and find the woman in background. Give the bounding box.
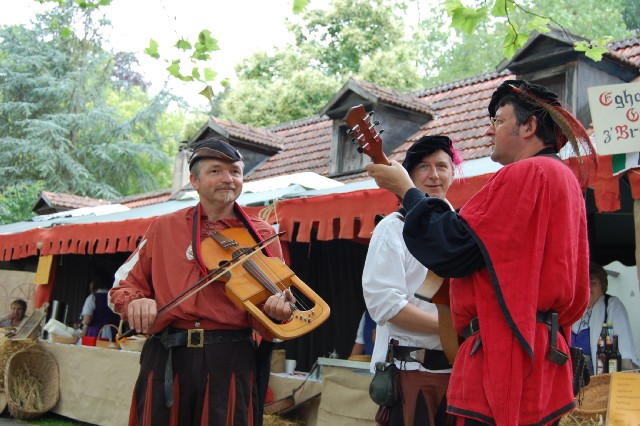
[81,270,120,338]
[571,262,639,373]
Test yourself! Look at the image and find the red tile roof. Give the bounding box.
[37,191,108,210]
[247,115,333,182]
[609,36,640,67]
[392,72,512,163]
[246,38,639,184]
[345,78,433,115]
[209,116,284,150]
[114,190,172,208]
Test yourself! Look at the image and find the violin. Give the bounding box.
[344,104,460,365]
[201,227,330,340]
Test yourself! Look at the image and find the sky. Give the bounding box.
[0,0,328,107]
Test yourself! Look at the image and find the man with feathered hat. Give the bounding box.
[366,80,597,425]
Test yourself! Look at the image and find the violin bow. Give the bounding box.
[117,232,284,343]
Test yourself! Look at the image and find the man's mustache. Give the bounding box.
[216,185,236,190]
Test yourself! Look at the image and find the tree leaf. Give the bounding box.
[449,5,487,34]
[175,38,192,51]
[293,0,309,14]
[574,41,590,52]
[60,26,72,38]
[197,30,220,52]
[526,16,551,33]
[585,46,609,61]
[166,60,181,78]
[491,0,507,17]
[145,39,160,59]
[203,67,217,82]
[199,85,214,101]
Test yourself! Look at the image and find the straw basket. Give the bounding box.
[572,373,610,419]
[117,320,147,352]
[4,347,59,420]
[95,324,119,350]
[0,390,6,414]
[119,337,146,352]
[51,334,79,345]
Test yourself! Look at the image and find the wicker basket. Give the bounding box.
[95,324,120,350]
[0,390,6,414]
[4,347,59,420]
[116,320,147,352]
[51,334,79,345]
[119,337,147,352]
[573,373,610,419]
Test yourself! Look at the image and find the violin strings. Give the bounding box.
[215,231,315,314]
[250,254,314,313]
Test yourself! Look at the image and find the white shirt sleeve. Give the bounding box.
[362,214,411,326]
[80,294,96,318]
[354,313,366,344]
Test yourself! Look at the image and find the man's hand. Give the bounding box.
[264,289,296,322]
[127,298,157,334]
[366,160,415,199]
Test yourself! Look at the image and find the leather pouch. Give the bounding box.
[569,346,590,396]
[369,361,399,407]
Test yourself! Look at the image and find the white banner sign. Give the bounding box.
[587,82,640,155]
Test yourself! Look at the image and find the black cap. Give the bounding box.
[188,137,243,170]
[488,79,560,117]
[402,135,456,174]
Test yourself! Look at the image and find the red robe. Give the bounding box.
[403,155,589,425]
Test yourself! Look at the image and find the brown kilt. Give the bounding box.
[129,333,258,426]
[377,369,451,426]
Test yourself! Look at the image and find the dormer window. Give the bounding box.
[527,71,568,107]
[329,122,369,176]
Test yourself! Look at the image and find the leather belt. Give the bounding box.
[461,312,553,339]
[393,345,451,370]
[154,327,252,408]
[460,311,568,366]
[157,327,252,349]
[461,317,480,339]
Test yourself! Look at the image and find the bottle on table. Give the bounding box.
[608,334,622,373]
[596,334,608,375]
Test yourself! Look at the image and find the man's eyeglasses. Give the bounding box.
[489,117,506,129]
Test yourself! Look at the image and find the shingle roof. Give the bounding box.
[113,190,172,208]
[209,116,284,151]
[392,71,513,163]
[36,191,108,211]
[608,36,640,66]
[246,117,333,182]
[247,36,639,183]
[346,78,433,115]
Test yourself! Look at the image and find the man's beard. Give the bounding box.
[216,185,237,203]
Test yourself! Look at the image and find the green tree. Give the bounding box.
[0,182,43,225]
[0,2,183,205]
[219,0,417,125]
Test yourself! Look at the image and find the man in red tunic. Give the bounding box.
[110,137,294,426]
[366,80,596,425]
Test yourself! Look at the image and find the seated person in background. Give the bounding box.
[349,310,376,359]
[81,270,120,339]
[0,299,27,328]
[571,261,639,373]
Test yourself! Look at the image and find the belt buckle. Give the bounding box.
[469,318,479,336]
[409,349,425,364]
[187,328,204,348]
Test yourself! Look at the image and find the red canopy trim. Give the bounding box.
[272,188,399,243]
[0,218,154,261]
[587,154,640,213]
[3,158,638,261]
[265,173,496,244]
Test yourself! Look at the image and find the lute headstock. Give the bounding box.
[344,104,390,166]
